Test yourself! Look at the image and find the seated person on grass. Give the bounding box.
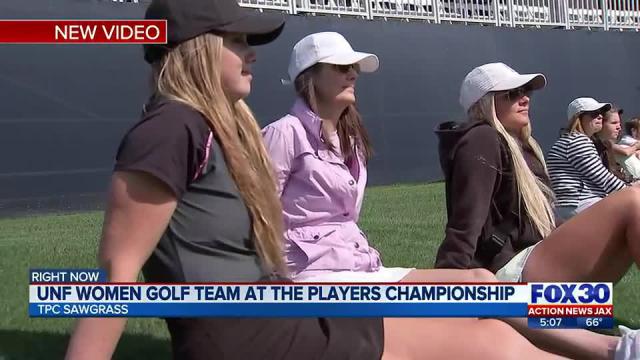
[434,62,640,359]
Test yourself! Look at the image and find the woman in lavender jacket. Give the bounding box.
[262,32,412,282]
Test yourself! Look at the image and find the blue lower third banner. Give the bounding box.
[29,302,527,318]
[528,317,614,330]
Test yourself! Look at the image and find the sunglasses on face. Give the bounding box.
[500,86,532,102]
[331,63,360,74]
[582,111,603,119]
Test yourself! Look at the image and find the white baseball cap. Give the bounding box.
[283,32,379,84]
[567,97,612,120]
[459,62,547,112]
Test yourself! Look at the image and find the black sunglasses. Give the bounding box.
[501,86,532,101]
[582,110,603,118]
[331,63,360,74]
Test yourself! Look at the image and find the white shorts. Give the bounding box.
[576,197,603,213]
[495,243,539,282]
[292,266,415,283]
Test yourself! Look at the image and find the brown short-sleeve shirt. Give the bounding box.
[115,96,266,282]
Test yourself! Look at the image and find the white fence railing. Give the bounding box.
[112,0,640,30]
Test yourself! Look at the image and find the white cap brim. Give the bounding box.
[281,51,379,86]
[567,102,612,120]
[492,73,547,92]
[581,102,612,112]
[567,97,612,120]
[319,51,379,73]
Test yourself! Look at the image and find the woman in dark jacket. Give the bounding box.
[435,62,639,359]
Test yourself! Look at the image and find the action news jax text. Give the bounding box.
[29,269,615,330]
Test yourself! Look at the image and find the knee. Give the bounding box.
[625,185,640,201]
[469,268,498,283]
[629,186,640,207]
[621,186,640,220]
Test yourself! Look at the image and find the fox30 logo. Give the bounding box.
[530,283,612,304]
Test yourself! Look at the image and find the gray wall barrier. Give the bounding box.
[2,0,640,214]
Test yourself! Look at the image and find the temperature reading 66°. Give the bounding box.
[586,318,602,327]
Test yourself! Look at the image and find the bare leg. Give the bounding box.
[403,269,619,359]
[382,317,564,360]
[381,268,564,360]
[513,187,640,359]
[503,317,618,360]
[523,186,640,282]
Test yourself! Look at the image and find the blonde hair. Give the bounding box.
[153,33,285,275]
[469,94,556,238]
[567,114,586,134]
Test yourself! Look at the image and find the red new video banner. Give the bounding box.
[0,20,167,44]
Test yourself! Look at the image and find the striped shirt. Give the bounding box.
[547,132,627,207]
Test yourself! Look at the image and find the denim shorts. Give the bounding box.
[554,206,577,222]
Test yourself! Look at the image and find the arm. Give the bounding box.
[262,125,294,197]
[65,171,177,359]
[66,102,206,359]
[568,136,627,194]
[435,127,501,269]
[610,142,640,157]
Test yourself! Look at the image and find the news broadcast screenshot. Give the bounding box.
[3,0,640,359]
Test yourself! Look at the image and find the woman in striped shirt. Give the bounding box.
[547,97,628,221]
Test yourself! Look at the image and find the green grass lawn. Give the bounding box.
[1,182,638,359]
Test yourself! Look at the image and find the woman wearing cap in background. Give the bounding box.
[434,62,639,360]
[63,4,572,359]
[263,32,493,284]
[548,97,628,220]
[262,32,416,283]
